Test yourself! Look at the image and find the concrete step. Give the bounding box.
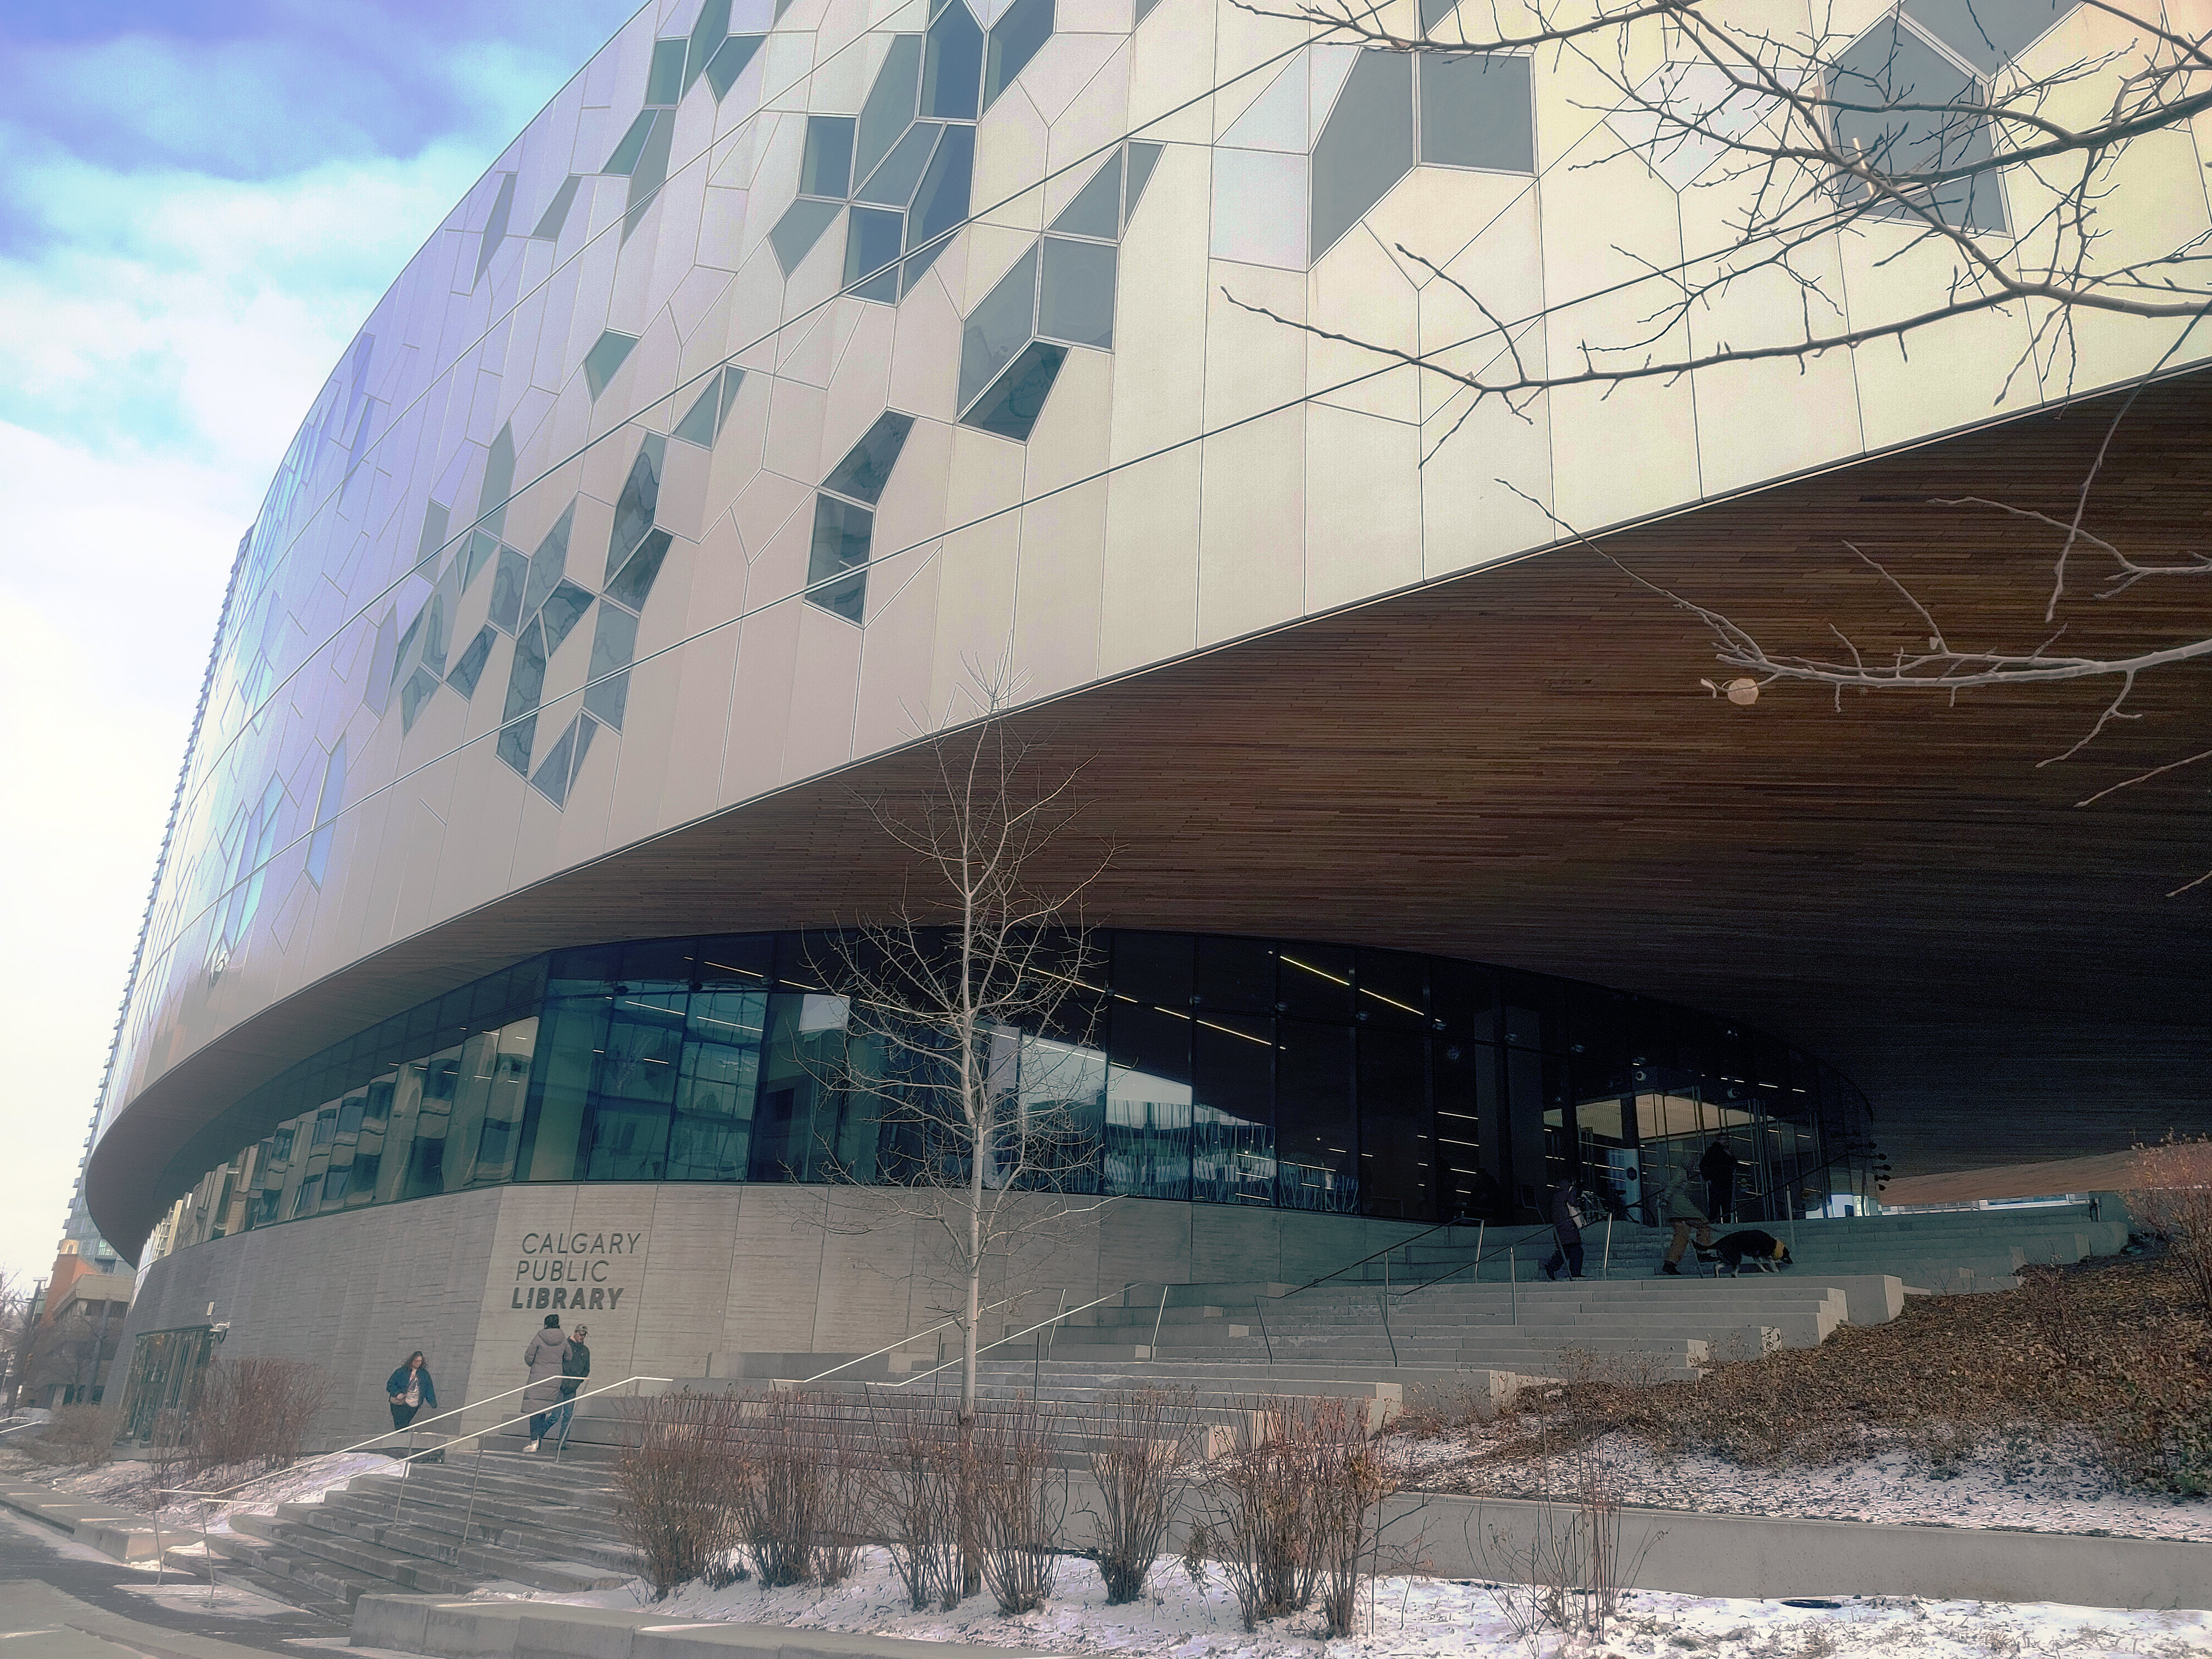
[242,1512,483,1596]
[213,1523,420,1609]
[208,1558,349,1622]
[374,1523,631,1591]
[333,1477,620,1543]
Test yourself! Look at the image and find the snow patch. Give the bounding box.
[491,1548,2208,1659]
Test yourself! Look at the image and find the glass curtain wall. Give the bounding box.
[148,930,1875,1258]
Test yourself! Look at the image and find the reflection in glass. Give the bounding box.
[148,929,1874,1258]
[1193,1013,1271,1205]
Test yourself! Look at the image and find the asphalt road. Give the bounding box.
[0,1504,341,1657]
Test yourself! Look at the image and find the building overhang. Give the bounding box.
[87,372,2212,1261]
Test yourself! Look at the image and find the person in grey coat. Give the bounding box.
[521,1314,571,1451]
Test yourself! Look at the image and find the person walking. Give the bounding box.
[521,1314,570,1452]
[1540,1177,1585,1280]
[385,1351,437,1432]
[548,1324,592,1452]
[1657,1164,1715,1275]
[1700,1138,1740,1223]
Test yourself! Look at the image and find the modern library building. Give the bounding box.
[86,0,2211,1436]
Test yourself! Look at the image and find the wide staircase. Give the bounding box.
[521,1196,2133,1472]
[182,1453,636,1619]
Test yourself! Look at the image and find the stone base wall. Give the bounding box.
[112,1184,1427,1448]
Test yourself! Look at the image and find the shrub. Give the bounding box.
[867,1395,970,1611]
[971,1394,1065,1616]
[1199,1395,1398,1636]
[1477,1441,1657,1645]
[189,1358,333,1475]
[1087,1389,1201,1604]
[36,1404,119,1467]
[727,1391,869,1588]
[612,1389,748,1599]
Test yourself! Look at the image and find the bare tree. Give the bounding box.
[801,706,1115,1420]
[1230,1,2212,881]
[0,1275,35,1412]
[1240,2,2212,394]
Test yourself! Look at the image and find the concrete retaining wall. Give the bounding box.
[1380,1491,2211,1609]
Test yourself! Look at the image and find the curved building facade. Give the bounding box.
[90,0,2212,1434]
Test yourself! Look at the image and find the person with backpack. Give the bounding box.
[1540,1177,1585,1280]
[547,1325,591,1452]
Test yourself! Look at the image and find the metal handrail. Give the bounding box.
[376,1374,673,1533]
[366,1373,674,1467]
[158,1373,672,1531]
[797,1294,1026,1385]
[876,1281,1141,1388]
[1395,1223,1569,1300]
[1276,1215,1468,1298]
[142,1374,546,1509]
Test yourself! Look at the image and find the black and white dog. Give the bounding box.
[1710,1229,1794,1274]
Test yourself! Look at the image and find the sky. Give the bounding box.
[0,0,639,1294]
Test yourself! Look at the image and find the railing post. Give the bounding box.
[1035,1290,1063,1393]
[1510,1247,1517,1324]
[1380,1251,1398,1365]
[1147,1285,1170,1358]
[1254,1297,1274,1365]
[1603,1216,1614,1280]
[462,1442,489,1547]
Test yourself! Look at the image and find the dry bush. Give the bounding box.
[1457,1254,2209,1493]
[971,1393,1066,1615]
[728,1391,870,1587]
[2128,1135,2212,1316]
[1200,1395,1399,1636]
[35,1404,119,1467]
[1477,1441,1660,1644]
[1303,1397,1400,1639]
[1087,1389,1201,1604]
[612,1389,748,1598]
[868,1396,970,1611]
[1391,1382,1499,1441]
[189,1358,333,1475]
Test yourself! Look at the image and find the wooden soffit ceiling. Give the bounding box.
[88,372,2212,1257]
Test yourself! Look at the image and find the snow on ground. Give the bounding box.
[1393,1429,2212,1543]
[46,1451,398,1531]
[509,1549,2208,1659]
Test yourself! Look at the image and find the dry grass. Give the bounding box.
[1408,1254,2210,1495]
[2128,1135,2212,1316]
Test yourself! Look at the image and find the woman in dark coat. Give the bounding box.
[385,1352,437,1430]
[1540,1178,1585,1280]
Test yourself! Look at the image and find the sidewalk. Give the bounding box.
[0,1579,309,1659]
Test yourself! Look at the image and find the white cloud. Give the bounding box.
[0,144,510,1285]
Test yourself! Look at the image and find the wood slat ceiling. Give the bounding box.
[88,371,2212,1258]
